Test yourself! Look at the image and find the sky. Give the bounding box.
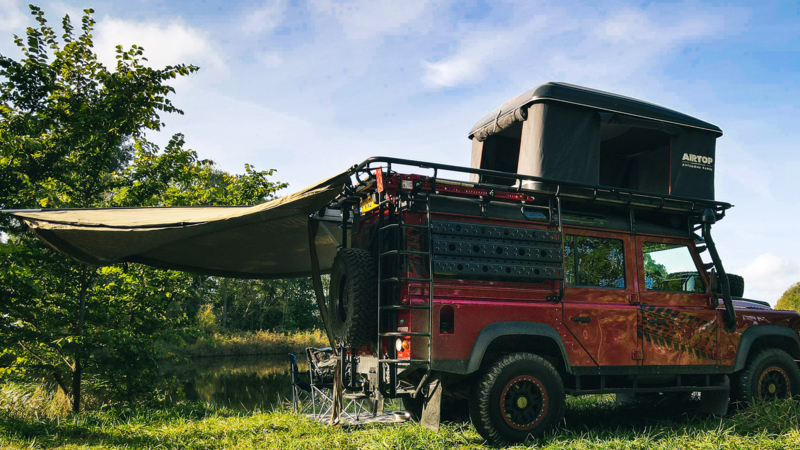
[1,0,799,304]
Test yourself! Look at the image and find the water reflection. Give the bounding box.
[165,354,305,411]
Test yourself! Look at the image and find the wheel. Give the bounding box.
[713,273,745,298]
[733,349,800,403]
[727,274,745,298]
[469,353,565,446]
[327,248,377,347]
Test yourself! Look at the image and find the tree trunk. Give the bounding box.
[72,265,89,413]
[72,358,82,413]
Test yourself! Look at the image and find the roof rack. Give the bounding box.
[349,156,731,219]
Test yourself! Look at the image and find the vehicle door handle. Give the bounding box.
[570,316,592,323]
[648,319,667,325]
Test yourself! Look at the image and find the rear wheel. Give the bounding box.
[733,349,800,403]
[469,353,565,446]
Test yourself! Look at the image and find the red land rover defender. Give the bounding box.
[321,83,800,445]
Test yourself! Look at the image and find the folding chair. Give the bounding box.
[289,348,336,420]
[290,347,374,422]
[289,353,316,415]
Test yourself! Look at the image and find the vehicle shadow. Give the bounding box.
[441,394,800,448]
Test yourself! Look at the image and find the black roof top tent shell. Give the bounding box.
[468,82,722,138]
[468,82,723,202]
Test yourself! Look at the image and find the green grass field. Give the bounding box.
[2,395,799,449]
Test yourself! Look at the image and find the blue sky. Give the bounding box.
[1,0,799,303]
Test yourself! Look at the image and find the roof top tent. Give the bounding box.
[468,82,722,201]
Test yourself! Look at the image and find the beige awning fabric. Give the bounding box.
[9,171,351,278]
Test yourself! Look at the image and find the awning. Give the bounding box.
[7,171,351,278]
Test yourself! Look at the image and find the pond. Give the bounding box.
[165,354,304,411]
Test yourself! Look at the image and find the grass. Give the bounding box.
[177,329,329,358]
[2,394,800,449]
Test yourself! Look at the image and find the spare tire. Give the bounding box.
[714,273,745,298]
[727,273,745,298]
[327,248,378,347]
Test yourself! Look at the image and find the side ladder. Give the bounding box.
[376,191,434,398]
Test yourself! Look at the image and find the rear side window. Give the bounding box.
[564,235,626,289]
[642,242,705,293]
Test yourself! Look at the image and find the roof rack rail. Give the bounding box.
[349,156,731,218]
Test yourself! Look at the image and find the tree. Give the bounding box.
[0,6,197,213]
[0,6,287,412]
[776,283,800,312]
[209,277,322,333]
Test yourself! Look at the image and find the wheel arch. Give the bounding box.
[465,322,572,375]
[733,325,800,372]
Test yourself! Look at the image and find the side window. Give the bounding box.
[642,242,705,293]
[564,235,626,289]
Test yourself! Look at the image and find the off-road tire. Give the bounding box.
[469,353,565,446]
[727,274,745,298]
[712,273,745,298]
[327,248,377,347]
[732,348,800,404]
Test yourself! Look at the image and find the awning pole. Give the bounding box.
[307,217,342,425]
[307,218,337,349]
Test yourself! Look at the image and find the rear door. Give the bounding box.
[562,229,641,367]
[635,236,718,366]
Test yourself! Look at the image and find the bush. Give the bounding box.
[196,304,220,334]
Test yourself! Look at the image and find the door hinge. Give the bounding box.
[631,349,643,360]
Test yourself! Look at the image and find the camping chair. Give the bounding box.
[305,347,337,419]
[289,348,337,420]
[289,353,316,415]
[307,347,373,421]
[290,347,372,422]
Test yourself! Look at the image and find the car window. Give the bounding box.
[642,242,705,293]
[564,235,625,289]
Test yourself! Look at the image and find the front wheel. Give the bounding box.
[469,353,565,446]
[733,349,800,403]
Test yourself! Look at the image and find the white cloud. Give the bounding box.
[94,17,226,74]
[595,10,721,45]
[0,0,26,33]
[422,35,521,88]
[242,0,287,36]
[735,253,800,305]
[422,6,730,90]
[309,0,431,40]
[422,16,548,88]
[154,87,467,193]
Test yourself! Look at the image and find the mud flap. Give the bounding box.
[698,376,730,416]
[420,372,442,431]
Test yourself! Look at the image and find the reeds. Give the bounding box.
[182,329,329,358]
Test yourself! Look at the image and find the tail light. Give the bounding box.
[395,337,411,359]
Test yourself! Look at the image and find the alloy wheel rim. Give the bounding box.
[499,375,548,430]
[758,366,791,400]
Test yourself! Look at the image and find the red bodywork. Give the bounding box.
[355,171,800,375]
